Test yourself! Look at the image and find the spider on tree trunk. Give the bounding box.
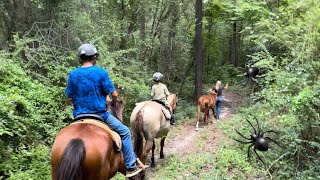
[233,117,281,164]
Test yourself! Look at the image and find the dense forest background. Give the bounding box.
[0,0,319,179]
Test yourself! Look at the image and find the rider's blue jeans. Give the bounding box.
[216,96,224,120]
[99,112,136,170]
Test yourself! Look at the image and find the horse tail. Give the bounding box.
[133,110,144,159]
[54,139,86,180]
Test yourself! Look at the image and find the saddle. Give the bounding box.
[72,114,122,151]
[151,100,171,120]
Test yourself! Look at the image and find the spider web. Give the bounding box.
[23,20,77,61]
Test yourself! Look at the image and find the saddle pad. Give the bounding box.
[72,119,122,151]
[161,106,171,120]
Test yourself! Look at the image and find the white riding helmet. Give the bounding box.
[78,44,98,57]
[153,72,163,81]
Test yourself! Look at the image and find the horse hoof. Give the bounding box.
[151,163,156,168]
[160,155,165,159]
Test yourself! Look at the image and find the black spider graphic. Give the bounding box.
[233,117,281,164]
[238,65,260,86]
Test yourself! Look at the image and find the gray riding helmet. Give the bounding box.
[153,72,163,81]
[78,44,98,57]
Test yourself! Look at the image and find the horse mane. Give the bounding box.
[54,139,86,180]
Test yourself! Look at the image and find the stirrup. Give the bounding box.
[170,115,175,125]
[126,168,142,178]
[136,158,149,169]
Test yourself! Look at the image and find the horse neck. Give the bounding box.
[168,95,176,108]
[109,102,124,121]
[208,93,216,99]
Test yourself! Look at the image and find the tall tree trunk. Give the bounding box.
[230,0,238,66]
[237,20,243,66]
[119,0,126,49]
[194,0,203,102]
[165,2,179,86]
[139,8,146,61]
[230,20,238,66]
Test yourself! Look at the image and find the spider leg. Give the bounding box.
[254,117,261,137]
[252,77,259,84]
[242,77,249,87]
[245,118,258,136]
[234,129,251,140]
[253,147,265,164]
[265,137,282,148]
[248,77,253,85]
[233,138,254,144]
[261,130,278,137]
[237,77,247,86]
[247,144,254,161]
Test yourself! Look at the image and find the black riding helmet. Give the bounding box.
[78,44,99,63]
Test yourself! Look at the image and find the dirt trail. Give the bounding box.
[145,91,242,176]
[165,91,239,155]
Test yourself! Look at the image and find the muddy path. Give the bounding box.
[144,91,242,178]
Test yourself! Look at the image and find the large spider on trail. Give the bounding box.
[233,117,281,164]
[238,64,260,87]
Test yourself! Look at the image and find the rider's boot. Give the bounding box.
[170,113,175,125]
[125,158,148,178]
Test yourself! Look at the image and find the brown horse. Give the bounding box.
[51,99,128,180]
[196,90,217,131]
[130,94,178,174]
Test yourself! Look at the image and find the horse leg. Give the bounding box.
[204,109,208,125]
[151,140,156,168]
[212,106,216,120]
[196,105,200,131]
[160,137,166,159]
[143,140,154,167]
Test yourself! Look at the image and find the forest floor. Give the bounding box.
[144,91,243,179]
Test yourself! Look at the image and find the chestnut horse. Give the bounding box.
[196,90,217,131]
[130,94,178,174]
[51,99,128,180]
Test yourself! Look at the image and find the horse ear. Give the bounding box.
[106,95,112,103]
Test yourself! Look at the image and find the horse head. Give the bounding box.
[208,89,217,95]
[106,96,125,122]
[167,93,178,111]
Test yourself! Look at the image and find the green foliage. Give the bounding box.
[174,100,197,124]
[3,145,51,180]
[0,53,67,178]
